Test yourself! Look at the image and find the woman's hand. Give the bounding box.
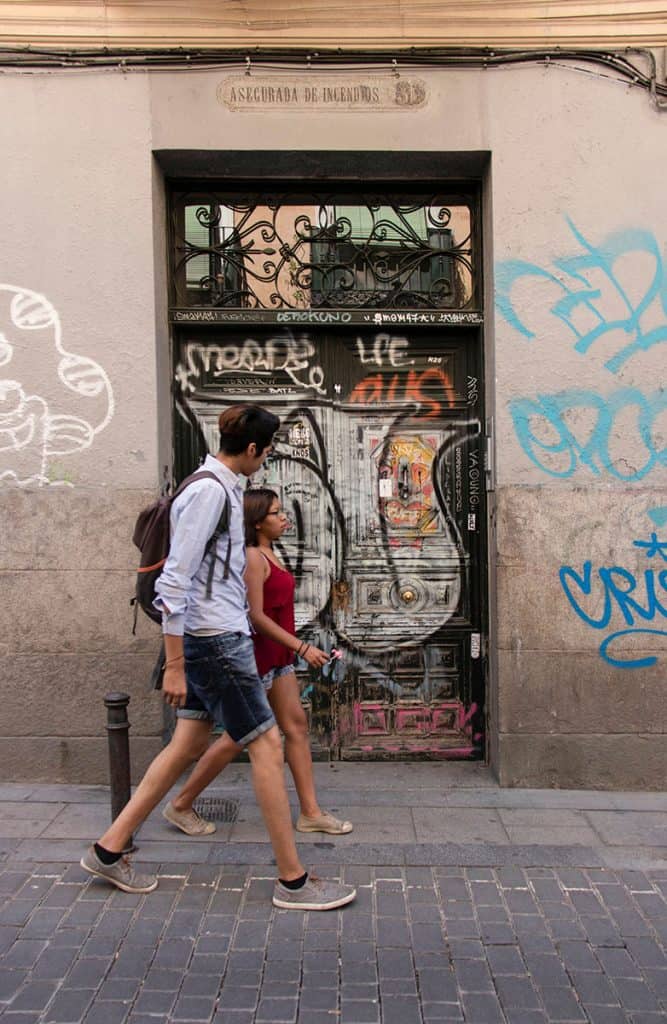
[163,664,187,708]
[301,644,330,669]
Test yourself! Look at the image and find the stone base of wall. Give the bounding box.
[498,734,666,791]
[0,736,163,785]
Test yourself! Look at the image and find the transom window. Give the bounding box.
[170,191,479,317]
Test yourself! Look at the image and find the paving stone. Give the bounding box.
[107,946,155,979]
[502,1011,546,1024]
[171,994,218,1020]
[339,999,380,1023]
[454,959,495,993]
[7,980,60,1012]
[556,940,601,972]
[576,914,624,947]
[522,954,571,990]
[41,987,96,1022]
[97,977,141,1002]
[377,948,414,977]
[641,967,667,999]
[262,962,301,987]
[547,917,586,941]
[179,972,221,997]
[217,985,258,1010]
[584,1007,628,1024]
[265,937,303,960]
[137,966,182,991]
[612,976,662,1012]
[556,870,591,890]
[486,945,527,975]
[538,986,586,1021]
[299,986,339,1010]
[479,922,515,944]
[494,975,541,1009]
[342,962,378,986]
[460,992,505,1022]
[132,989,178,1015]
[381,994,422,1024]
[531,880,563,901]
[254,996,298,1021]
[2,940,46,969]
[82,1000,130,1024]
[382,976,419,996]
[420,1003,464,1021]
[151,938,194,969]
[65,957,111,988]
[0,1013,42,1024]
[447,939,485,960]
[570,969,620,1005]
[597,947,644,978]
[32,946,80,979]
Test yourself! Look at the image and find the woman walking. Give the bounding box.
[163,488,353,837]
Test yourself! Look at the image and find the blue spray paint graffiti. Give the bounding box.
[559,534,667,669]
[498,220,667,667]
[510,387,667,481]
[496,218,667,374]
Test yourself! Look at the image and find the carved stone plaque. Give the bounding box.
[218,75,428,112]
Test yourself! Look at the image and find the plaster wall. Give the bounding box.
[1,62,665,784]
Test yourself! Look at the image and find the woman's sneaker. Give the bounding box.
[272,875,356,911]
[80,846,158,894]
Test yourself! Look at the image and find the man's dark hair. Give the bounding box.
[218,404,280,456]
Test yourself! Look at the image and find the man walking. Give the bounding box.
[81,403,355,911]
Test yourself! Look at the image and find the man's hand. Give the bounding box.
[163,664,187,708]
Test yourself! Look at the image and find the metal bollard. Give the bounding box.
[104,692,135,853]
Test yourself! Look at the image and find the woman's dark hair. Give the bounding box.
[218,404,280,456]
[244,488,279,547]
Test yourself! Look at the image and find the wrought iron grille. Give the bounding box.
[170,192,479,315]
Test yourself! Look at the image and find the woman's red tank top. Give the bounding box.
[253,553,296,676]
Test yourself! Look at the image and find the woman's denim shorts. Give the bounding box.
[177,631,276,748]
[260,662,295,692]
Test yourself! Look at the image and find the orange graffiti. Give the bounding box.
[350,368,455,418]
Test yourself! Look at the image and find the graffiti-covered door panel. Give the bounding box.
[174,325,486,759]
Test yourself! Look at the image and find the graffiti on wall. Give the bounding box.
[497,219,667,667]
[0,285,114,485]
[175,328,484,754]
[560,533,667,669]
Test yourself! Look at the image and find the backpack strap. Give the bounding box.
[204,492,231,598]
[173,469,233,596]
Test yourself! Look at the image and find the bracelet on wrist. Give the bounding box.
[165,655,184,666]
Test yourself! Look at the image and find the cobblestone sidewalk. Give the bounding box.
[1,859,667,1023]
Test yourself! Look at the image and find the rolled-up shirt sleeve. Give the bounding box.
[153,481,225,636]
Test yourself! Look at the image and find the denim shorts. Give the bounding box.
[260,662,295,692]
[177,632,276,748]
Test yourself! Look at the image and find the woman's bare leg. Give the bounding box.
[268,672,321,818]
[170,729,242,812]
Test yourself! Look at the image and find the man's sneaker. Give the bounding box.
[80,846,158,894]
[273,874,356,911]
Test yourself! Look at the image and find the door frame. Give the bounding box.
[155,148,495,764]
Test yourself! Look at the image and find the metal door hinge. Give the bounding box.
[484,417,495,492]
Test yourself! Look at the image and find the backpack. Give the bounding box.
[131,470,231,631]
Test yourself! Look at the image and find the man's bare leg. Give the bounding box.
[97,718,212,853]
[247,726,304,881]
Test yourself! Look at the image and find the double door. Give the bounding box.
[173,325,486,759]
